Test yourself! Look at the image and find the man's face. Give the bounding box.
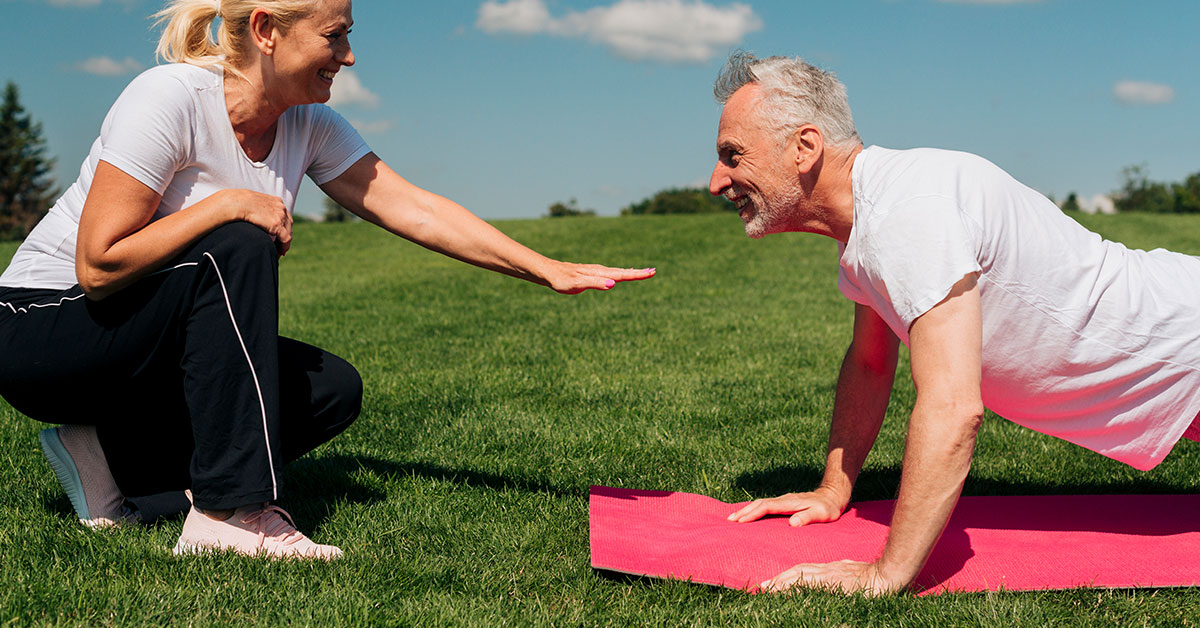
[708,84,803,239]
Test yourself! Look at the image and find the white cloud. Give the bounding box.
[327,71,380,109]
[348,118,393,134]
[936,0,1043,4]
[477,0,762,64]
[477,0,553,34]
[1113,80,1175,106]
[1079,194,1116,215]
[76,56,143,76]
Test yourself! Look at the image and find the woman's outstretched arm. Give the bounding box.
[319,153,655,294]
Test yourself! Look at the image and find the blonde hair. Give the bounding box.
[154,0,314,73]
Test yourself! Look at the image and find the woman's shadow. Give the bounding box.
[122,453,573,530]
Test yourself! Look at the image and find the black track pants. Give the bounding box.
[0,222,362,510]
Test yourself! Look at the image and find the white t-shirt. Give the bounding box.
[839,146,1200,470]
[0,63,371,290]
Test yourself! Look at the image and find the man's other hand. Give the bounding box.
[726,487,845,526]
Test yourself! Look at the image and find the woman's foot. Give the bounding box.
[39,425,140,528]
[173,492,342,560]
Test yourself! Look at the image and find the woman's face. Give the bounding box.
[269,0,355,107]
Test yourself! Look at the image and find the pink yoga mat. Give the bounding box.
[589,486,1200,594]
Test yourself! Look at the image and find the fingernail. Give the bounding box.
[605,279,616,288]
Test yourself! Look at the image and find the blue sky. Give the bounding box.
[2,0,1196,219]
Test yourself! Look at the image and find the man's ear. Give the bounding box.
[791,124,824,175]
[249,8,276,56]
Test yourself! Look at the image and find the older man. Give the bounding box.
[708,52,1200,595]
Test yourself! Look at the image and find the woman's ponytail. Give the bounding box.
[151,1,314,74]
[154,0,224,67]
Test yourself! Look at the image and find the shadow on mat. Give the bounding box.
[734,465,1194,501]
[732,464,1200,593]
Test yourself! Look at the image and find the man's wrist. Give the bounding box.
[871,557,916,592]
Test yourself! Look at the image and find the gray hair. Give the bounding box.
[714,51,861,148]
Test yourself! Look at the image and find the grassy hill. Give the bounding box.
[2,212,1199,626]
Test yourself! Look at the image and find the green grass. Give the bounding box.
[2,212,1200,626]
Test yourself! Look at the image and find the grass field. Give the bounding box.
[2,212,1200,626]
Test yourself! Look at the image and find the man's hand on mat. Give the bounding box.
[727,487,844,526]
[759,560,905,596]
[544,264,656,295]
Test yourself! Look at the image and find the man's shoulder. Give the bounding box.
[858,146,1007,204]
[862,146,992,172]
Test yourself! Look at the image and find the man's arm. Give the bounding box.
[729,302,899,525]
[760,274,984,594]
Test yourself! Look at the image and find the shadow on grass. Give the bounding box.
[734,465,1194,501]
[279,453,576,529]
[38,453,578,529]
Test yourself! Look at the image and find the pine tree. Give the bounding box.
[0,82,56,240]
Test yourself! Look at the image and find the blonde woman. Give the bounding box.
[0,0,653,559]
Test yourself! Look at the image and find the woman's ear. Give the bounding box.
[248,8,276,56]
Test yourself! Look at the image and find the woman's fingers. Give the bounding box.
[552,265,656,294]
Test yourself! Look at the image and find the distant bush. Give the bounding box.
[1060,193,1081,212]
[323,195,359,222]
[620,187,734,216]
[1114,165,1200,214]
[545,198,596,218]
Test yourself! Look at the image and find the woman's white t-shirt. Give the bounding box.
[838,146,1200,470]
[0,63,371,290]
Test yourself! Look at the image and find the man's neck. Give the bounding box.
[797,144,861,243]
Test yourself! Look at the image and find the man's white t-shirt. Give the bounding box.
[838,146,1200,470]
[0,63,371,290]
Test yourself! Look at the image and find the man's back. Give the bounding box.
[838,146,1200,469]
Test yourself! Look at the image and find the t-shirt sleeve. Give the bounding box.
[862,194,982,328]
[304,105,371,185]
[836,242,870,305]
[97,70,194,195]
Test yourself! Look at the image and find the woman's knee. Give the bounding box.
[196,222,277,265]
[324,353,364,430]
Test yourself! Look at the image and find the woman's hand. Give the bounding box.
[218,189,293,256]
[543,263,656,294]
[727,486,846,526]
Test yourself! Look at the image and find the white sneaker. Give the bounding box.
[39,425,140,528]
[173,492,342,560]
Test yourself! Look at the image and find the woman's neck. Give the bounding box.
[224,68,285,161]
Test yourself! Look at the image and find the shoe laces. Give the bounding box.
[241,505,305,547]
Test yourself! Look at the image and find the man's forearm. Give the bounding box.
[875,401,982,586]
[819,341,898,505]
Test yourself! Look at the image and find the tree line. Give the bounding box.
[2,79,1195,237]
[1109,165,1200,214]
[545,187,734,218]
[0,83,56,240]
